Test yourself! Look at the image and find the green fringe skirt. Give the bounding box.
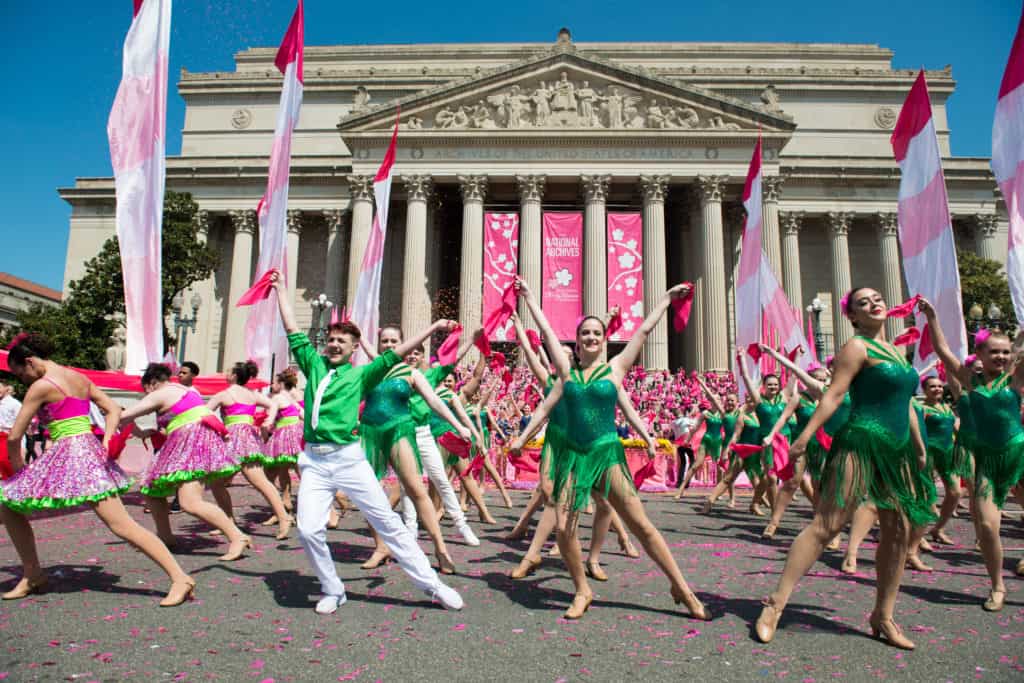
[552,433,635,512]
[930,443,973,489]
[821,421,937,528]
[972,432,1024,509]
[700,433,723,461]
[361,416,422,480]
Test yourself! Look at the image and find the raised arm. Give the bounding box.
[735,350,761,406]
[516,276,572,380]
[205,391,226,414]
[394,319,456,359]
[918,297,968,386]
[611,283,692,376]
[270,270,299,334]
[359,337,378,360]
[696,376,725,415]
[791,338,867,453]
[758,344,824,397]
[458,354,487,403]
[449,394,485,445]
[511,312,550,384]
[411,371,472,440]
[509,379,565,451]
[453,326,484,364]
[762,394,800,447]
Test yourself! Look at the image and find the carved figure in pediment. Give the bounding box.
[436,106,470,129]
[402,115,424,130]
[551,72,577,113]
[353,86,371,112]
[576,81,601,127]
[706,115,741,131]
[646,99,667,129]
[531,81,553,126]
[469,100,496,129]
[759,84,783,113]
[665,106,699,129]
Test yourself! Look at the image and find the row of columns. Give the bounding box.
[196,177,1003,372]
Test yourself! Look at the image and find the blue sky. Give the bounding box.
[1,0,1020,291]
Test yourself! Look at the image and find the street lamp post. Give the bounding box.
[310,293,333,350]
[807,297,827,361]
[172,292,202,365]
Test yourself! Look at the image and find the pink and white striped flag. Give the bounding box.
[106,0,171,372]
[993,7,1024,322]
[245,0,304,377]
[891,70,967,364]
[351,111,400,364]
[734,137,811,395]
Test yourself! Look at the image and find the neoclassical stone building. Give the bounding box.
[60,30,1005,372]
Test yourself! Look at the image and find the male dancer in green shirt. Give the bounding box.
[270,271,463,614]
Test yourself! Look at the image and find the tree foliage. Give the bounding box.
[957,249,1018,333]
[1,192,220,369]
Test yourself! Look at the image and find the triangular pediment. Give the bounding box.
[337,49,794,135]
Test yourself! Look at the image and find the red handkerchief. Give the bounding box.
[731,443,762,459]
[437,325,463,365]
[633,458,656,489]
[918,323,934,359]
[438,432,472,458]
[236,270,275,307]
[892,326,921,347]
[671,283,696,332]
[815,427,832,452]
[483,283,517,336]
[150,431,167,452]
[886,294,921,318]
[772,432,794,481]
[606,311,623,337]
[525,329,542,353]
[746,343,763,362]
[474,333,492,358]
[201,414,229,438]
[106,422,135,460]
[489,352,507,373]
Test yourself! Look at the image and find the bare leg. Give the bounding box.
[510,505,557,578]
[480,454,513,508]
[601,467,706,619]
[585,495,612,579]
[973,493,1006,608]
[905,522,933,572]
[705,458,742,510]
[91,497,192,586]
[507,487,544,539]
[727,478,737,507]
[209,479,235,531]
[146,495,176,546]
[240,463,292,540]
[176,481,248,559]
[843,504,877,574]
[869,508,914,648]
[0,506,43,590]
[930,478,962,542]
[392,442,454,573]
[764,470,801,538]
[554,502,593,619]
[452,457,495,524]
[799,476,816,507]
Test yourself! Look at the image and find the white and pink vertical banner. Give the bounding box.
[107,0,171,372]
[606,213,643,341]
[541,212,583,341]
[482,212,520,341]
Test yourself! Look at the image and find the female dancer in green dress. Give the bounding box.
[510,279,707,621]
[756,287,934,650]
[702,395,760,512]
[929,374,974,546]
[356,325,473,574]
[919,299,1024,610]
[674,376,729,496]
[737,355,794,517]
[431,372,494,523]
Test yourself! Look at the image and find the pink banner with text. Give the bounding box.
[542,212,584,341]
[606,212,644,341]
[483,212,520,341]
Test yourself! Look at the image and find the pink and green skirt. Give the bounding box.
[227,423,270,466]
[141,421,240,497]
[266,421,303,466]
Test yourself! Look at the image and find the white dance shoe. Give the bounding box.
[457,522,480,546]
[315,593,347,614]
[428,583,464,610]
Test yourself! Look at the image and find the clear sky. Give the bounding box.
[1,0,1020,291]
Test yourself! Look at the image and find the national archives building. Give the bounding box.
[59,31,1005,372]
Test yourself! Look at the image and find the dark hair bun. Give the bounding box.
[7,333,55,366]
[232,360,259,385]
[141,363,173,386]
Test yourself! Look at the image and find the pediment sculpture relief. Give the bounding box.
[416,72,745,131]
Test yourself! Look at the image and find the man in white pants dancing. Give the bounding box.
[271,271,463,614]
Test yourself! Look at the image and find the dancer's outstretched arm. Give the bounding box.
[395,320,456,359]
[411,371,472,440]
[516,276,572,381]
[790,338,868,455]
[270,270,299,334]
[736,351,761,406]
[908,401,928,470]
[509,379,564,451]
[511,312,550,384]
[617,385,657,459]
[611,283,692,377]
[450,394,486,445]
[458,354,488,404]
[761,394,801,447]
[918,298,967,385]
[758,344,825,398]
[696,376,726,416]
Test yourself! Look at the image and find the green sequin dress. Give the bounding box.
[429,385,465,468]
[792,394,820,479]
[552,364,633,511]
[738,411,763,479]
[539,375,570,482]
[921,401,966,488]
[700,411,724,460]
[805,392,852,483]
[967,373,1024,508]
[912,401,939,506]
[756,395,788,473]
[722,410,740,465]
[952,392,975,483]
[360,364,422,479]
[821,337,936,527]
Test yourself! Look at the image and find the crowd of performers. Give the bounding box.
[0,274,1023,650]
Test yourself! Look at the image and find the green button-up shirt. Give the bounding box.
[408,364,455,426]
[288,332,400,445]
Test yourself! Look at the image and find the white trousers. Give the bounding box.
[401,426,467,529]
[296,441,441,598]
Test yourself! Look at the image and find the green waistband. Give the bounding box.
[48,415,93,441]
[166,405,210,435]
[275,416,300,428]
[225,414,254,426]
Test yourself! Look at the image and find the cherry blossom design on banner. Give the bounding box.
[541,212,584,341]
[606,213,643,341]
[482,213,520,341]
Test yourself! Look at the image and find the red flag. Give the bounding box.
[488,351,507,373]
[106,422,136,460]
[439,431,472,458]
[918,323,935,359]
[746,343,763,362]
[671,283,696,332]
[437,325,462,365]
[731,443,762,459]
[483,282,517,337]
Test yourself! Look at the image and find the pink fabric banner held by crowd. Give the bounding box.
[541,212,584,341]
[482,213,520,342]
[606,213,643,342]
[106,0,172,372]
[993,6,1024,323]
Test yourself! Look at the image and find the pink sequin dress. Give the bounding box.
[266,403,303,466]
[222,402,267,466]
[0,377,130,513]
[140,389,239,497]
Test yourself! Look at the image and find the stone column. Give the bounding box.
[974,214,1000,262]
[876,212,904,340]
[827,211,854,348]
[725,205,746,357]
[515,175,545,328]
[686,196,706,368]
[581,174,610,317]
[225,209,257,367]
[402,175,434,339]
[762,176,784,280]
[189,209,216,371]
[640,175,669,369]
[346,175,374,309]
[780,211,805,313]
[459,175,488,334]
[697,175,729,371]
[286,210,303,302]
[322,209,348,306]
